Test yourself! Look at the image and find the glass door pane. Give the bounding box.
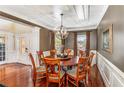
[0,37,5,61]
[77,32,86,54]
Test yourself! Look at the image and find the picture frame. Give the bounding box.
[102,24,113,54]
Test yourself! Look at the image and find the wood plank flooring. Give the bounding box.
[0,63,105,87]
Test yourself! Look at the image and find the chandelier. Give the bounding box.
[56,14,69,40]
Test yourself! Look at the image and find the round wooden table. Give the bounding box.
[45,55,79,66]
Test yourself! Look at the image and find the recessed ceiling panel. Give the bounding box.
[0,5,108,31]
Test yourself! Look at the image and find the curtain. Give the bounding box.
[86,31,90,56]
[74,32,77,56]
[50,31,55,50]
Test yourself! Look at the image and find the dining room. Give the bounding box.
[0,5,124,87]
[0,5,104,87]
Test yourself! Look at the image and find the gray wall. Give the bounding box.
[39,28,97,51]
[39,28,51,51]
[65,30,97,50]
[97,5,124,72]
[65,32,74,49]
[90,30,97,50]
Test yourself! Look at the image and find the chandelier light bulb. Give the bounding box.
[56,13,69,40]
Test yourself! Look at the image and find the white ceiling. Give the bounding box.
[0,5,108,31]
[0,18,33,34]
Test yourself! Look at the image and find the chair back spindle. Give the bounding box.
[36,50,45,66]
[77,57,88,80]
[79,50,86,57]
[65,48,71,56]
[44,58,61,81]
[50,49,56,56]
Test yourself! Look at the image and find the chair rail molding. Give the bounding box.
[97,52,124,87]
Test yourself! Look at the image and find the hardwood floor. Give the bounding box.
[0,63,33,87]
[0,63,105,87]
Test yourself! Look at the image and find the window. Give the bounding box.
[77,32,86,50]
[0,37,5,61]
[55,34,62,51]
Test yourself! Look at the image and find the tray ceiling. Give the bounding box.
[0,5,108,31]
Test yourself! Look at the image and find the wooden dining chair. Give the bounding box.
[66,57,88,87]
[88,52,95,66]
[65,48,72,56]
[85,52,95,86]
[65,48,73,70]
[29,53,46,86]
[50,49,56,56]
[36,50,45,66]
[79,50,86,57]
[44,58,65,87]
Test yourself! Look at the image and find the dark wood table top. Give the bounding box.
[45,55,79,66]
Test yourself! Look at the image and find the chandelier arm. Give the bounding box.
[56,13,68,40]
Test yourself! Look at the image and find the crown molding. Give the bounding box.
[0,5,109,32]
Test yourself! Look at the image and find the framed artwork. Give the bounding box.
[102,24,113,54]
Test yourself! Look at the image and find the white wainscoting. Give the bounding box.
[97,52,124,87]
